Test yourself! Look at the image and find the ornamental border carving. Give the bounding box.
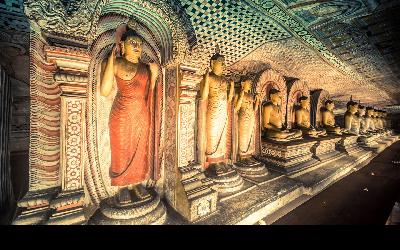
[24,0,191,67]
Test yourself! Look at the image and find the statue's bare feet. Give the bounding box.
[117,187,132,204]
[131,184,151,201]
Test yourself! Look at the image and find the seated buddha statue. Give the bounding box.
[372,109,380,131]
[262,89,302,140]
[344,100,360,135]
[294,96,327,138]
[356,105,367,134]
[365,107,376,132]
[377,110,385,130]
[321,99,343,135]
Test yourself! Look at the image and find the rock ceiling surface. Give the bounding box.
[0,0,399,108]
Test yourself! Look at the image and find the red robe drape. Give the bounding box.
[109,63,156,186]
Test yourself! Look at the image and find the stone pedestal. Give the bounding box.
[175,163,218,222]
[47,190,86,225]
[311,135,342,161]
[12,187,59,225]
[233,158,269,178]
[358,134,385,153]
[205,164,244,194]
[88,191,167,225]
[337,135,361,155]
[257,139,319,174]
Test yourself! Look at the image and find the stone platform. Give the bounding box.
[358,133,397,153]
[167,171,304,225]
[291,148,373,195]
[256,138,319,174]
[311,135,342,162]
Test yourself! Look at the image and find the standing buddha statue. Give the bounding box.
[198,52,244,193]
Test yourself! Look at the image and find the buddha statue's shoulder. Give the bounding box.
[320,107,329,113]
[263,101,275,109]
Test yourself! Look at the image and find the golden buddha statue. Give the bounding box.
[100,28,158,204]
[365,107,375,132]
[262,89,302,140]
[294,96,327,138]
[372,109,380,131]
[344,100,359,135]
[377,110,384,130]
[199,52,235,174]
[356,105,367,134]
[234,79,260,162]
[321,99,343,135]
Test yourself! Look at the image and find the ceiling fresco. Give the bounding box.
[0,0,399,108]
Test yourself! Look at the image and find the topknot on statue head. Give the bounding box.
[346,100,358,108]
[324,99,334,106]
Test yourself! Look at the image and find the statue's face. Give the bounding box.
[326,102,334,111]
[270,92,281,104]
[349,104,358,114]
[300,98,309,109]
[123,36,143,59]
[242,80,252,92]
[211,59,224,75]
[358,109,365,116]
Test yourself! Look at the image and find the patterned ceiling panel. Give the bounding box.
[0,0,399,107]
[179,0,291,66]
[228,37,393,105]
[0,0,29,32]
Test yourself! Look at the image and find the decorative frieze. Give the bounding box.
[257,139,318,174]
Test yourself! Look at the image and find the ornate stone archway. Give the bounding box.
[310,89,330,128]
[254,69,287,154]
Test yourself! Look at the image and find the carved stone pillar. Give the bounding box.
[44,46,90,225]
[0,65,13,215]
[172,66,217,222]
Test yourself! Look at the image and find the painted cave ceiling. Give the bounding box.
[1,0,400,110]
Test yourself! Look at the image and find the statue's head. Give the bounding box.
[210,53,225,76]
[241,79,252,93]
[325,99,334,111]
[299,96,309,109]
[269,88,281,104]
[121,28,143,61]
[373,109,378,117]
[366,107,374,116]
[346,101,358,114]
[357,105,366,116]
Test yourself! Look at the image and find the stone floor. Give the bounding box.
[272,141,400,225]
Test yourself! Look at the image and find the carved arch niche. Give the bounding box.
[85,1,190,206]
[254,69,287,154]
[310,89,330,128]
[286,80,310,129]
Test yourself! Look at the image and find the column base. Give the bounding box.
[205,163,244,195]
[233,158,268,178]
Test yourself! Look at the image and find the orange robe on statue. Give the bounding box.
[109,63,151,186]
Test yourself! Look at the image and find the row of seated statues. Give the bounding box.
[262,89,389,141]
[90,26,391,224]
